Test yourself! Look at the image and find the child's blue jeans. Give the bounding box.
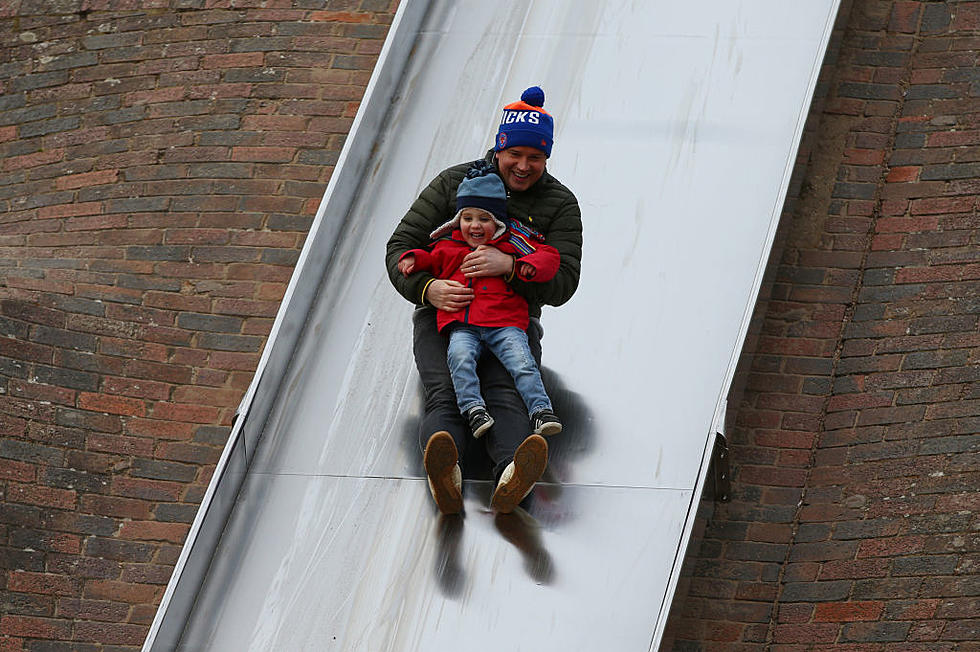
[447,324,552,418]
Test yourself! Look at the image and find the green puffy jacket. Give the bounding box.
[386,152,583,318]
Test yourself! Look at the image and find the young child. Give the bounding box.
[397,170,563,440]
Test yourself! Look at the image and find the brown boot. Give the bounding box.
[490,434,548,514]
[423,431,462,514]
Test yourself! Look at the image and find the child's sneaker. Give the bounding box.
[491,434,548,513]
[466,406,494,439]
[424,431,462,515]
[531,409,562,436]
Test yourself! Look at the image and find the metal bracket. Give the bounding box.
[708,400,732,503]
[711,432,731,502]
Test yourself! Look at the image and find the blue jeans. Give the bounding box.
[447,325,552,417]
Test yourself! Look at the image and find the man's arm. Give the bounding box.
[385,163,470,304]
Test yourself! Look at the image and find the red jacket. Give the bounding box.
[403,228,559,332]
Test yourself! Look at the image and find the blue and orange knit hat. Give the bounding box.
[494,86,554,158]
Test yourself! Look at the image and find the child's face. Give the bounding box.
[459,208,496,247]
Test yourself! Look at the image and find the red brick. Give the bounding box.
[161,229,230,247]
[124,86,186,105]
[125,417,195,440]
[747,522,794,543]
[117,520,189,543]
[909,196,977,215]
[886,166,920,182]
[0,635,25,651]
[889,598,940,619]
[111,477,183,502]
[951,3,980,30]
[101,376,172,401]
[156,441,221,465]
[0,616,71,640]
[813,601,884,622]
[309,10,375,22]
[0,459,36,482]
[6,571,79,597]
[7,483,76,510]
[758,336,835,357]
[80,495,153,520]
[77,393,147,417]
[201,52,264,68]
[87,433,154,456]
[84,580,160,604]
[55,169,119,190]
[738,466,808,487]
[149,402,221,423]
[826,393,894,412]
[754,431,817,449]
[74,621,148,645]
[895,266,963,283]
[187,82,252,99]
[844,148,886,165]
[773,623,840,643]
[889,1,920,32]
[241,114,310,131]
[209,351,262,370]
[65,214,129,231]
[875,216,940,233]
[231,147,296,162]
[9,380,76,406]
[36,201,104,219]
[856,535,927,558]
[777,603,815,623]
[756,393,826,413]
[54,598,130,622]
[3,149,65,172]
[819,558,890,580]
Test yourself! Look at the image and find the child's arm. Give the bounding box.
[397,255,416,277]
[398,248,437,277]
[514,242,560,283]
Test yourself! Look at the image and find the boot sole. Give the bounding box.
[424,432,462,514]
[491,434,548,513]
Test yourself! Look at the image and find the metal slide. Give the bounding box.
[144,1,839,650]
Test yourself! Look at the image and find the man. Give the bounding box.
[385,86,583,514]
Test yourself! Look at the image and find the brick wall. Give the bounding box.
[663,1,980,650]
[1,1,976,651]
[0,2,396,650]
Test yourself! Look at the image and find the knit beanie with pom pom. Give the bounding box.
[494,86,554,158]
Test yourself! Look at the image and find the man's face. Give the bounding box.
[459,208,495,247]
[496,146,547,192]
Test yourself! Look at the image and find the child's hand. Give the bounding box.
[519,262,535,279]
[398,255,416,277]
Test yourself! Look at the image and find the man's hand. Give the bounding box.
[397,255,416,277]
[426,279,474,312]
[461,245,515,278]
